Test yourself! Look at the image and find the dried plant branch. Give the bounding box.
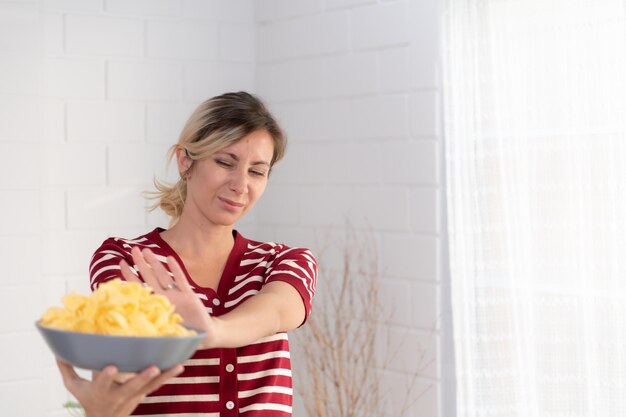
[293,223,431,417]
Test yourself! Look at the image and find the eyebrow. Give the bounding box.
[216,151,271,167]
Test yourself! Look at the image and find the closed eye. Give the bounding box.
[250,170,267,177]
[215,159,233,168]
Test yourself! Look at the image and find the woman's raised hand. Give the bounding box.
[56,359,183,417]
[119,247,217,348]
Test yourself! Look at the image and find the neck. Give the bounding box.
[162,213,235,259]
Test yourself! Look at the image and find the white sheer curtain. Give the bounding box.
[443,1,626,416]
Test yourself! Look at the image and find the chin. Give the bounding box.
[213,215,242,227]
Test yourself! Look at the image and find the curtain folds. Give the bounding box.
[443,1,626,416]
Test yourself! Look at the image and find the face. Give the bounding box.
[179,129,275,228]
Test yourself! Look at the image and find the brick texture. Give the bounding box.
[0,1,444,416]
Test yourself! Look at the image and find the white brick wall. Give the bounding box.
[0,143,42,189]
[0,237,42,286]
[380,47,410,92]
[147,19,218,59]
[289,11,350,57]
[0,1,258,415]
[43,0,102,13]
[255,2,444,416]
[184,61,255,100]
[105,0,181,17]
[107,61,183,100]
[325,0,376,11]
[382,233,439,280]
[352,94,410,138]
[42,144,107,185]
[256,0,322,22]
[382,139,439,184]
[66,15,144,56]
[182,0,255,22]
[259,58,328,101]
[0,96,43,142]
[0,190,41,235]
[326,51,378,97]
[43,99,65,143]
[0,1,448,416]
[67,101,145,142]
[0,3,40,54]
[107,143,172,185]
[0,11,44,411]
[66,186,147,229]
[45,58,106,98]
[146,102,196,143]
[0,285,44,333]
[271,99,353,141]
[218,22,255,61]
[352,0,410,50]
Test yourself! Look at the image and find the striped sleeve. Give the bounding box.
[89,238,135,291]
[264,247,317,323]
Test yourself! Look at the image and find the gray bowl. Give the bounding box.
[36,322,206,372]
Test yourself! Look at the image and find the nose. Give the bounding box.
[229,169,247,195]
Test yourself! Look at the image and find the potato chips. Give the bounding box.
[40,279,196,337]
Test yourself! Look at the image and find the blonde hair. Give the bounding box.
[147,92,286,225]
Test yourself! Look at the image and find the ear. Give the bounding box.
[175,146,193,178]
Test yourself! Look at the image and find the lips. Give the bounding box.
[219,197,244,208]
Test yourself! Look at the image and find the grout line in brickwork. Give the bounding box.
[382,322,441,337]
[142,18,148,58]
[61,13,67,55]
[142,103,147,144]
[104,146,109,187]
[63,188,68,229]
[370,43,412,53]
[0,376,42,385]
[265,91,410,106]
[347,7,354,52]
[383,229,441,239]
[103,60,109,100]
[62,101,68,143]
[410,184,440,192]
[257,51,345,65]
[410,86,441,94]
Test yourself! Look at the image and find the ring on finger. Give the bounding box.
[162,282,178,291]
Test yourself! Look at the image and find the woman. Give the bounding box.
[56,91,317,417]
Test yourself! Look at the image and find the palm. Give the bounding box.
[119,247,215,347]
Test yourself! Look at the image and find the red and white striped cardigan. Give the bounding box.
[89,228,317,417]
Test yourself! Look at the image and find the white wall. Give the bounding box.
[0,1,256,416]
[252,1,445,417]
[0,1,448,416]
[0,2,46,416]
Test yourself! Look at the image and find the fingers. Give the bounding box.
[131,246,163,292]
[130,247,159,289]
[91,365,118,392]
[140,364,184,395]
[119,259,141,284]
[166,256,193,293]
[130,247,172,290]
[129,247,188,293]
[122,364,183,397]
[55,360,184,416]
[56,359,84,391]
[113,371,138,385]
[122,365,159,394]
[143,249,177,289]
